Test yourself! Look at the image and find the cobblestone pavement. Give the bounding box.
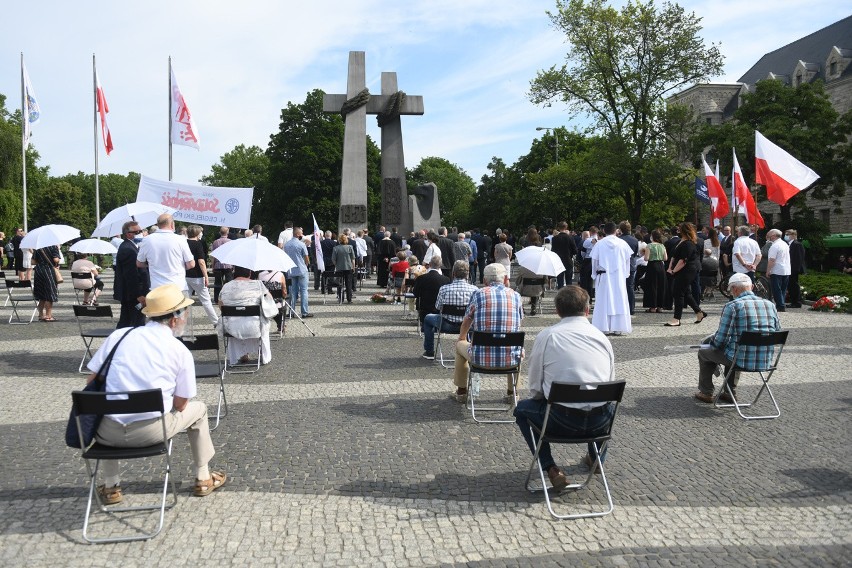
[1,270,850,566]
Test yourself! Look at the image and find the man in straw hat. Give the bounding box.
[88,284,227,504]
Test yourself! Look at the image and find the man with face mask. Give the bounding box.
[88,284,227,505]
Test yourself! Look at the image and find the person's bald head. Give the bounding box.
[157,213,174,229]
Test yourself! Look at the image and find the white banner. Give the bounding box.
[136,175,254,228]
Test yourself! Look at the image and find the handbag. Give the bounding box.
[40,249,63,283]
[65,328,135,449]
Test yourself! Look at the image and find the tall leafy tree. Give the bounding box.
[200,144,269,189]
[407,157,476,228]
[529,0,724,223]
[30,180,93,235]
[54,171,140,227]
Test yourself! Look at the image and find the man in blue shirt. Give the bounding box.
[695,272,780,403]
[284,227,313,318]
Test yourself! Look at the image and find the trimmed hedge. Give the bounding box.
[799,272,852,313]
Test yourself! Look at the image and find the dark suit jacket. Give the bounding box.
[413,269,451,317]
[551,232,577,265]
[114,239,150,303]
[789,240,805,274]
[437,237,456,270]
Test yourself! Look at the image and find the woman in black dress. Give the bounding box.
[665,223,707,327]
[33,245,60,321]
[642,229,668,312]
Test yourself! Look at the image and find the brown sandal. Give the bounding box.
[194,471,227,496]
[97,484,123,505]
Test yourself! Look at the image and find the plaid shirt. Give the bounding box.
[710,291,780,370]
[436,279,478,324]
[465,283,524,368]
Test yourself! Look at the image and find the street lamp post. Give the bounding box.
[535,126,560,165]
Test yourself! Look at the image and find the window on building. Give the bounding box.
[706,118,712,125]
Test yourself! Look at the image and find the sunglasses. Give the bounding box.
[126,229,143,235]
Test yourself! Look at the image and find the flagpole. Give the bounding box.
[93,54,101,223]
[20,53,28,232]
[168,56,173,181]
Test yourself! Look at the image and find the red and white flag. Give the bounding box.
[170,64,200,149]
[755,130,819,206]
[702,155,728,225]
[312,214,325,273]
[732,149,764,228]
[95,70,113,155]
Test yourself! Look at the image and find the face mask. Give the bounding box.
[783,235,791,242]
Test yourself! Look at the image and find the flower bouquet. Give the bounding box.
[811,295,849,312]
[370,293,389,303]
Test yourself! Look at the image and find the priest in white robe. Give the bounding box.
[590,222,633,334]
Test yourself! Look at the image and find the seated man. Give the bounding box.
[412,255,450,330]
[421,260,478,359]
[513,286,616,491]
[89,284,227,504]
[695,272,780,403]
[453,263,523,402]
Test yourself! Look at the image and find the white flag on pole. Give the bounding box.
[22,62,41,142]
[170,64,200,149]
[312,214,325,273]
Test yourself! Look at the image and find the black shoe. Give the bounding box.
[302,313,314,318]
[421,351,435,360]
[718,391,736,404]
[786,303,802,308]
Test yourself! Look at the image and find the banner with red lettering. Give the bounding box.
[136,175,254,229]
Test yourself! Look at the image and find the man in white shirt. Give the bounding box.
[514,285,617,491]
[765,228,791,312]
[731,225,761,281]
[590,222,633,335]
[251,224,269,243]
[277,221,293,249]
[90,284,226,504]
[136,214,195,291]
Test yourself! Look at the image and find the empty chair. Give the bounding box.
[73,305,115,373]
[71,388,178,544]
[714,330,788,420]
[179,334,228,430]
[523,380,626,520]
[5,279,37,324]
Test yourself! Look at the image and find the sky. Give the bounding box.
[1,1,850,190]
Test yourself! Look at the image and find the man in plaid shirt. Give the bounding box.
[695,272,780,403]
[422,261,478,359]
[453,263,524,402]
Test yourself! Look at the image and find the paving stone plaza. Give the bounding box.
[1,270,850,566]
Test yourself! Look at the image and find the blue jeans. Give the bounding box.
[289,274,310,316]
[770,274,789,310]
[514,398,614,471]
[423,313,460,354]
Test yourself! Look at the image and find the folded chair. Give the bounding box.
[524,380,626,520]
[221,304,263,374]
[71,388,178,544]
[5,279,37,324]
[179,334,227,430]
[435,304,468,369]
[713,330,788,420]
[466,331,525,424]
[73,305,115,373]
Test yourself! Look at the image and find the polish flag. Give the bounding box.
[170,65,200,149]
[702,155,728,224]
[755,130,819,206]
[95,70,113,155]
[732,149,764,228]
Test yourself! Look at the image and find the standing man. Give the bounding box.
[136,214,195,291]
[453,263,524,403]
[412,256,450,333]
[580,227,598,298]
[765,229,791,312]
[694,273,780,403]
[276,221,293,249]
[732,225,762,282]
[114,221,150,328]
[785,229,805,308]
[513,286,617,489]
[477,230,492,284]
[437,227,456,278]
[618,221,639,315]
[590,222,632,335]
[719,225,734,278]
[421,260,477,360]
[453,233,472,278]
[11,227,25,280]
[551,221,577,289]
[211,227,232,304]
[376,231,397,288]
[284,227,313,317]
[465,232,479,284]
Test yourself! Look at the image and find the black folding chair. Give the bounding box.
[221,305,263,374]
[5,279,37,324]
[465,331,525,424]
[713,330,788,420]
[179,334,227,430]
[71,388,178,544]
[71,271,96,304]
[73,305,115,373]
[524,380,626,520]
[434,304,467,369]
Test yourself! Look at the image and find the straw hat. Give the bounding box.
[141,284,194,317]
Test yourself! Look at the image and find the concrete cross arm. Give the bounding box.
[322,93,424,115]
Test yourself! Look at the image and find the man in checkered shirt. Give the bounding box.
[453,263,524,402]
[421,260,478,360]
[694,272,780,403]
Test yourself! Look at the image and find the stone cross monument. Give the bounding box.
[323,51,424,234]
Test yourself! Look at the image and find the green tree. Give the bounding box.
[261,89,381,232]
[54,171,141,225]
[471,157,525,231]
[30,180,94,235]
[529,0,724,223]
[407,157,476,228]
[200,144,269,189]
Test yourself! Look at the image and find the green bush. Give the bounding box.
[799,272,852,313]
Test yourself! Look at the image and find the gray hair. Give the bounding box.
[737,225,750,237]
[767,228,782,239]
[452,260,470,279]
[483,263,506,285]
[429,255,443,269]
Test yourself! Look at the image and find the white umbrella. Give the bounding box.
[210,237,296,272]
[20,224,81,249]
[91,201,176,237]
[514,246,566,277]
[69,238,120,255]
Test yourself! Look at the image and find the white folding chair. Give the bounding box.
[221,304,263,374]
[434,304,467,369]
[179,334,228,430]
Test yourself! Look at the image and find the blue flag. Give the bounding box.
[695,177,711,204]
